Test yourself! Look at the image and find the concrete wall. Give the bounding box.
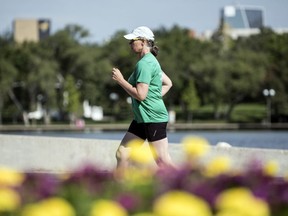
[1,134,288,176]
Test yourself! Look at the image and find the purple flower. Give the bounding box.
[19,172,60,203]
[116,192,141,212]
[62,164,113,196]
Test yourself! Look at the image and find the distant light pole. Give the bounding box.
[263,89,276,126]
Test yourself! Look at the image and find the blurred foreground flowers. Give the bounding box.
[1,136,288,216]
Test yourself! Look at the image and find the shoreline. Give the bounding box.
[0,122,288,132]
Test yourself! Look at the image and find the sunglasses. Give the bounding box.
[129,38,143,44]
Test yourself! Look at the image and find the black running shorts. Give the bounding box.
[127,120,168,142]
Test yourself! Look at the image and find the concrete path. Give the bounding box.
[1,134,287,176]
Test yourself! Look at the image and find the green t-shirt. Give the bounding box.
[128,53,168,123]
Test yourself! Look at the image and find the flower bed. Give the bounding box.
[0,136,288,216]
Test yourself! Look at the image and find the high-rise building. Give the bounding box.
[13,19,51,43]
[202,4,288,40]
[221,5,264,29]
[212,5,266,39]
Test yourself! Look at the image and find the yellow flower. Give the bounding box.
[0,187,21,212]
[153,190,212,216]
[90,199,127,216]
[182,136,210,159]
[21,197,75,216]
[132,213,155,216]
[285,172,288,182]
[122,167,152,184]
[0,166,24,186]
[57,173,71,181]
[127,139,156,165]
[263,160,278,176]
[216,187,270,216]
[204,156,231,177]
[215,211,245,216]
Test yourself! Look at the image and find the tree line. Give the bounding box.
[0,25,287,124]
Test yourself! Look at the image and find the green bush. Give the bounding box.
[230,103,266,123]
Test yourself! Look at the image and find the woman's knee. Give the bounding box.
[116,146,130,161]
[155,154,173,167]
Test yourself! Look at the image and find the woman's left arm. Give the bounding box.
[162,71,172,96]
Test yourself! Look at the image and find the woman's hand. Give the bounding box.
[112,68,124,83]
[111,67,148,101]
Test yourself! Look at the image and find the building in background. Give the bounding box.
[13,19,50,43]
[201,4,288,40]
[201,5,264,40]
[221,5,264,29]
[218,5,265,39]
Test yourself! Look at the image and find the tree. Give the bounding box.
[0,58,18,124]
[237,28,288,118]
[11,41,58,124]
[181,78,200,122]
[156,25,207,108]
[63,75,81,123]
[0,35,24,124]
[191,54,227,119]
[1,25,288,124]
[44,25,93,117]
[221,49,269,121]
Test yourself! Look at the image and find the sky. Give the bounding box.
[1,0,288,43]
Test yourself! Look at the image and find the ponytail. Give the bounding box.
[148,40,159,57]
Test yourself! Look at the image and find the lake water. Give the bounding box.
[3,130,288,150]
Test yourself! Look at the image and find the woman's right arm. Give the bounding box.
[112,67,149,101]
[162,71,172,96]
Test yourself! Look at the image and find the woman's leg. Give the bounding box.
[150,137,174,168]
[116,132,145,169]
